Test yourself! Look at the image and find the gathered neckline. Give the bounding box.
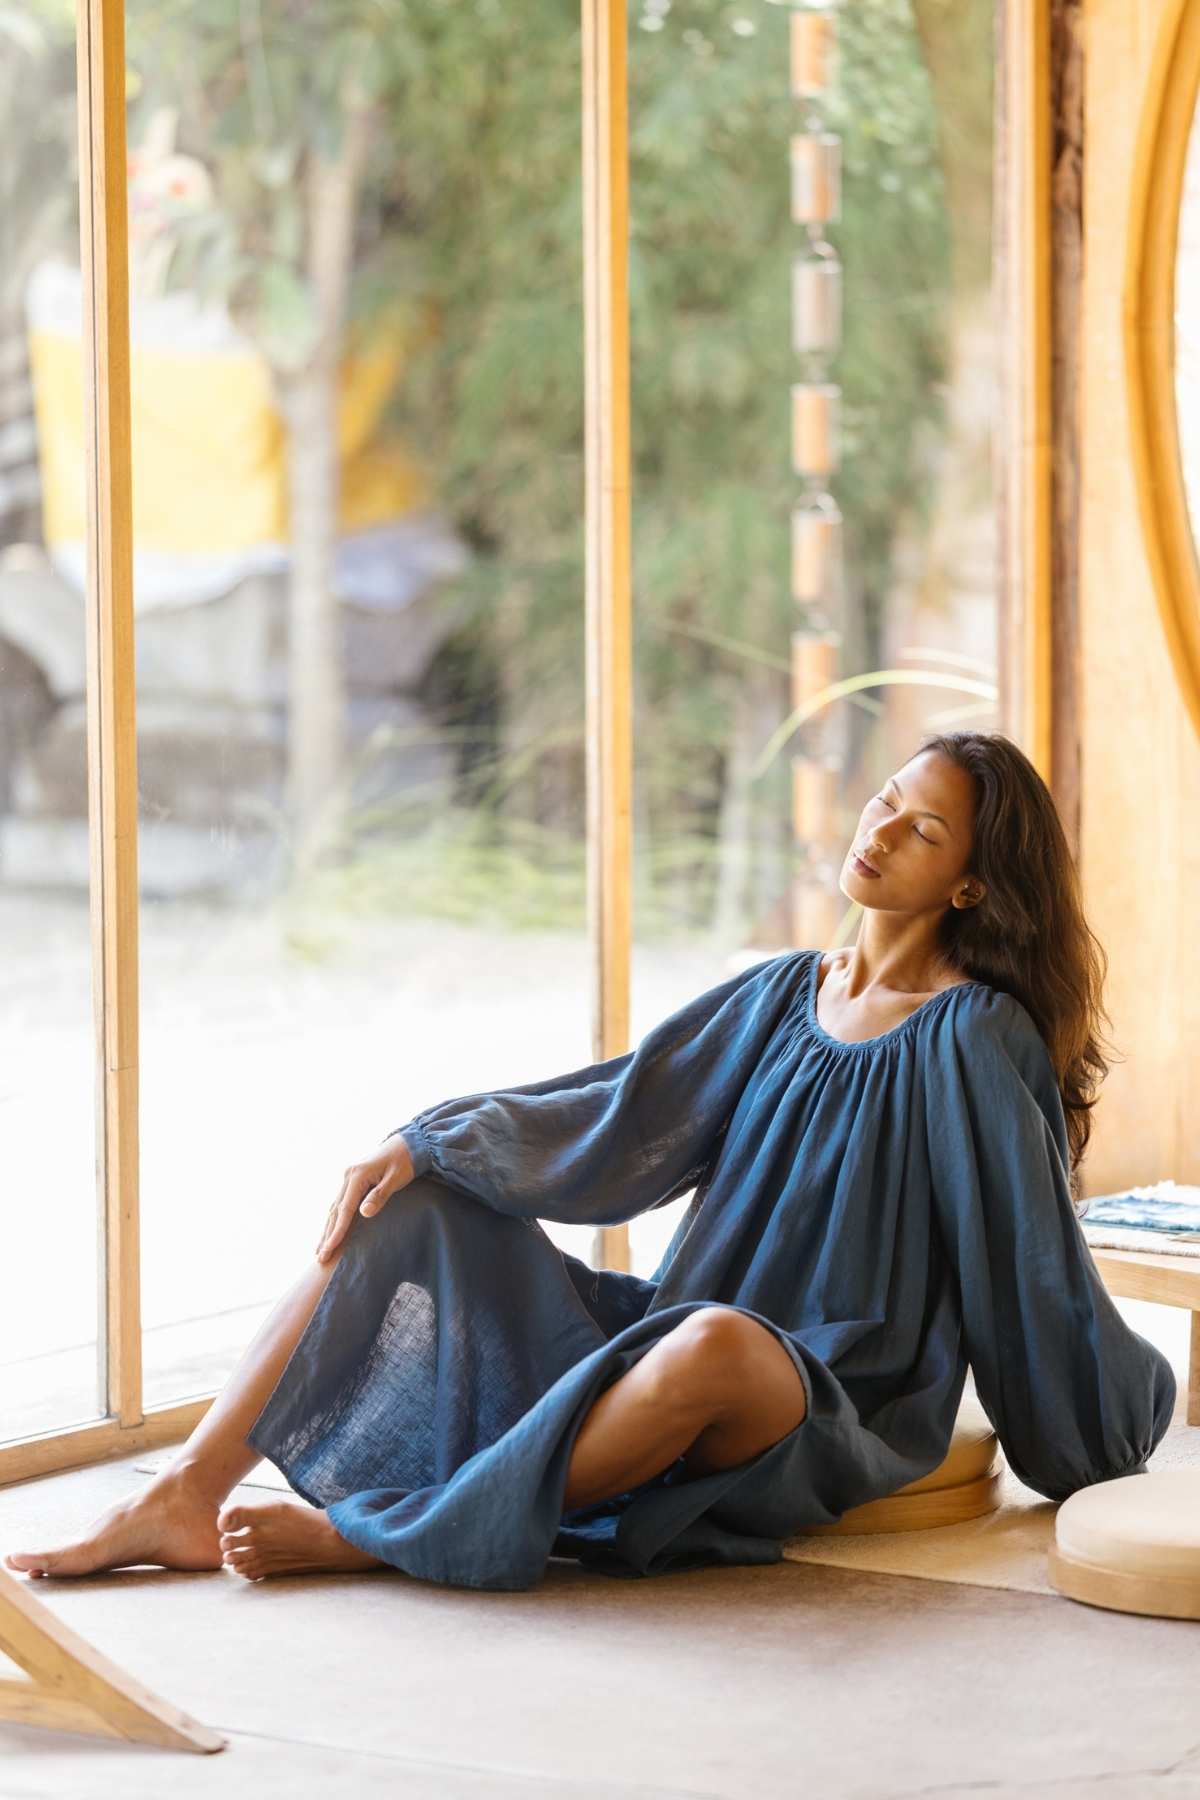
[803,948,979,1052]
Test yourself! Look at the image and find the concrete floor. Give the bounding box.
[2,1449,1200,1799]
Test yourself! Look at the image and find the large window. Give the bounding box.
[1,0,1017,1477]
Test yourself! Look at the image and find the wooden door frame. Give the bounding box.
[995,0,1073,831]
[1123,0,1200,745]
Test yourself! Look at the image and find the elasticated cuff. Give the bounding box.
[385,1118,434,1179]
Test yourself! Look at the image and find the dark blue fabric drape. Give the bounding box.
[246,947,1176,1590]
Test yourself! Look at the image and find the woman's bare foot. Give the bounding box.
[2,1469,223,1580]
[217,1498,387,1580]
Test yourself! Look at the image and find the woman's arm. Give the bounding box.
[924,988,1177,1503]
[385,950,807,1227]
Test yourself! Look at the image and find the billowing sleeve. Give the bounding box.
[924,988,1177,1504]
[383,950,806,1227]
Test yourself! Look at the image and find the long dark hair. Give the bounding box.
[918,729,1113,1183]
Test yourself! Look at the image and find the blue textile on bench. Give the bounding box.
[1079,1189,1200,1236]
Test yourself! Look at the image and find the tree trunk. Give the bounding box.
[710,661,779,944]
[279,364,343,877]
[277,98,373,880]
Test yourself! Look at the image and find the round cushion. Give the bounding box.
[1048,1470,1200,1619]
[800,1394,1004,1536]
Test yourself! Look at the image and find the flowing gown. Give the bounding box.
[245,946,1177,1591]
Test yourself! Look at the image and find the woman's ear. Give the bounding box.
[952,877,985,911]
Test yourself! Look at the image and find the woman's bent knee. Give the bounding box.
[644,1307,765,1412]
[661,1307,807,1425]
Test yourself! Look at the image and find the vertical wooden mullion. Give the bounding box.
[581,0,632,1272]
[76,0,142,1426]
[997,0,1054,784]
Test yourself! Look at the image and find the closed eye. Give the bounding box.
[877,792,934,844]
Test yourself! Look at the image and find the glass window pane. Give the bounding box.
[120,2,604,1407]
[0,10,104,1442]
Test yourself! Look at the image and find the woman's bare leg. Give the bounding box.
[3,1250,348,1579]
[561,1307,808,1511]
[215,1305,808,1583]
[157,1252,344,1504]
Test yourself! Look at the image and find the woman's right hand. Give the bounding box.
[315,1134,415,1263]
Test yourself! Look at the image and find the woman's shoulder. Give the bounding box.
[934,975,1053,1079]
[945,975,1037,1030]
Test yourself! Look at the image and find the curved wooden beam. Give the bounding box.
[0,1567,225,1752]
[1122,0,1200,747]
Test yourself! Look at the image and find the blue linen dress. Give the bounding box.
[245,946,1177,1591]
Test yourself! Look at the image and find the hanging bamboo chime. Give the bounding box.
[787,0,845,952]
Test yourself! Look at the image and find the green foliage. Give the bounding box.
[373,0,964,929]
[828,0,952,595]
[0,5,78,290]
[12,0,989,935]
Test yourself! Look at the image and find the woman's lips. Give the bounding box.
[851,851,882,878]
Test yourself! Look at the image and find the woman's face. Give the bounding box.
[838,749,983,916]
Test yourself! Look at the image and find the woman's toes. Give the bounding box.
[218,1503,263,1578]
[211,1497,383,1578]
[4,1557,47,1578]
[222,1548,261,1580]
[5,1551,51,1575]
[224,1560,259,1581]
[6,1541,113,1578]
